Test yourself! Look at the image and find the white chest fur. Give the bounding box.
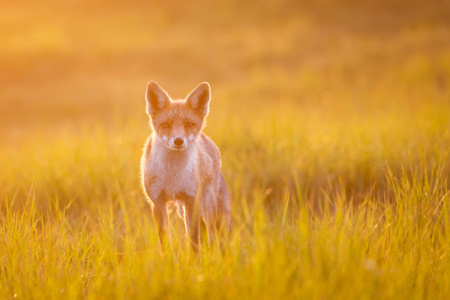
[145,141,199,200]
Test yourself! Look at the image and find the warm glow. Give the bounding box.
[0,0,449,298]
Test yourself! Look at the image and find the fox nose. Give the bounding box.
[174,137,184,146]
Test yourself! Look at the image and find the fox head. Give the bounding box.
[145,81,211,151]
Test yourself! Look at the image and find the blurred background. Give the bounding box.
[2,2,450,297]
[1,0,449,208]
[2,0,449,136]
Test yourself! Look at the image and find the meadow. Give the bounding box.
[1,0,450,299]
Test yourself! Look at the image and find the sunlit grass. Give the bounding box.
[1,97,449,298]
[0,150,448,299]
[1,0,450,299]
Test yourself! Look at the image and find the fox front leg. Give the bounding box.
[152,201,169,248]
[183,200,201,252]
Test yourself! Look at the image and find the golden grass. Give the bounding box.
[1,0,449,299]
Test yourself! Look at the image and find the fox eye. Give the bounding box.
[161,123,170,128]
[186,123,194,127]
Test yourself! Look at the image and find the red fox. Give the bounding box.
[140,81,230,249]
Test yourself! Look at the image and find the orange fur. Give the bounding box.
[140,81,230,249]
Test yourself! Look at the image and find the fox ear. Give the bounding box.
[186,82,211,118]
[146,81,170,116]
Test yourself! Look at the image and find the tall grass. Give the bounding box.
[1,0,450,298]
[0,102,448,298]
[0,152,449,299]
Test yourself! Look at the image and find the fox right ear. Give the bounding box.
[146,81,170,115]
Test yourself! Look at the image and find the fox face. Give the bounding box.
[146,81,211,151]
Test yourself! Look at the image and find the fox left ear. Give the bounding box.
[146,81,171,116]
[186,82,211,118]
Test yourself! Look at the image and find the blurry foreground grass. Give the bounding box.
[1,0,450,299]
[0,131,449,298]
[0,99,449,299]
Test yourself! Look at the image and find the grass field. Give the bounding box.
[1,0,450,299]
